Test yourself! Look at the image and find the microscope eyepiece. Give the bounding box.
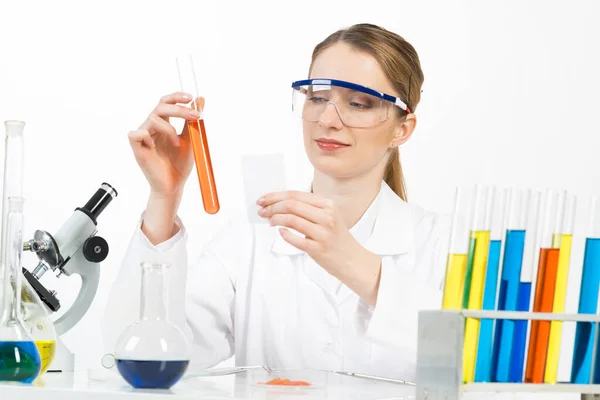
[76,182,118,225]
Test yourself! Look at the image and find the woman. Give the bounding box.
[103,23,449,382]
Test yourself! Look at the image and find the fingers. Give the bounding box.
[157,93,205,113]
[159,92,193,105]
[268,213,325,241]
[257,191,334,210]
[142,114,181,147]
[128,128,155,149]
[153,103,201,121]
[258,199,331,226]
[277,227,317,253]
[130,93,205,149]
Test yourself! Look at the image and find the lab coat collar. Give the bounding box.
[271,181,414,256]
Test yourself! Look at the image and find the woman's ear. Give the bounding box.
[388,114,417,148]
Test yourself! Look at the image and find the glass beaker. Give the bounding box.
[0,197,41,383]
[113,262,190,389]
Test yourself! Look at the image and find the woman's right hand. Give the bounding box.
[129,92,204,244]
[128,92,204,198]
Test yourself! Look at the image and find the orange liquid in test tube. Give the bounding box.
[176,55,220,214]
[187,118,219,214]
[525,248,560,383]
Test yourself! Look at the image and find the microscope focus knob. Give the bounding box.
[83,236,109,263]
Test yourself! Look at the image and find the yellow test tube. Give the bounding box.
[463,184,494,383]
[442,186,472,310]
[545,193,576,383]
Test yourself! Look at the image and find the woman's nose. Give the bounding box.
[318,101,344,128]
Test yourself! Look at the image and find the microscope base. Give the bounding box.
[47,336,75,372]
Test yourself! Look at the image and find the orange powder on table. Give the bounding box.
[263,377,312,386]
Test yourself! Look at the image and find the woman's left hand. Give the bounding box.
[257,191,382,303]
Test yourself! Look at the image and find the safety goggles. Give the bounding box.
[291,78,411,128]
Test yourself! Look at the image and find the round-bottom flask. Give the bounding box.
[114,262,190,389]
[0,337,40,383]
[0,197,41,383]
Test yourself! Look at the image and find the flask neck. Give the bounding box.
[1,263,22,323]
[1,200,25,324]
[140,263,168,321]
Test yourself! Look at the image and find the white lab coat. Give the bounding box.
[102,181,450,382]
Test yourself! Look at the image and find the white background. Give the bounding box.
[1,0,599,381]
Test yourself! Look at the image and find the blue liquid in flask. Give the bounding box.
[0,340,41,383]
[116,359,189,389]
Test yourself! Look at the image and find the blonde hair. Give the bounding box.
[309,23,425,201]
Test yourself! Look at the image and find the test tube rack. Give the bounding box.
[416,310,600,400]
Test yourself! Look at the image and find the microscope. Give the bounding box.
[21,182,118,372]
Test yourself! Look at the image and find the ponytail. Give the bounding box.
[384,147,407,201]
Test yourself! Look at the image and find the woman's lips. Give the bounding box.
[315,138,350,151]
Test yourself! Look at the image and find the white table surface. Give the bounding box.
[0,368,589,400]
[0,368,415,400]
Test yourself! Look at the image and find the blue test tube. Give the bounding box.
[508,189,544,382]
[475,188,507,382]
[571,196,600,383]
[492,189,540,382]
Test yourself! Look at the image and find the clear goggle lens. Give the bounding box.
[292,83,394,128]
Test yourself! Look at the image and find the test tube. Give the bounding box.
[545,193,576,383]
[571,195,600,384]
[441,185,472,310]
[492,188,534,382]
[462,184,494,383]
[474,188,507,382]
[176,55,220,214]
[591,288,600,384]
[506,190,541,382]
[524,189,565,383]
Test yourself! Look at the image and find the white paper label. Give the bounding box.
[241,153,287,224]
